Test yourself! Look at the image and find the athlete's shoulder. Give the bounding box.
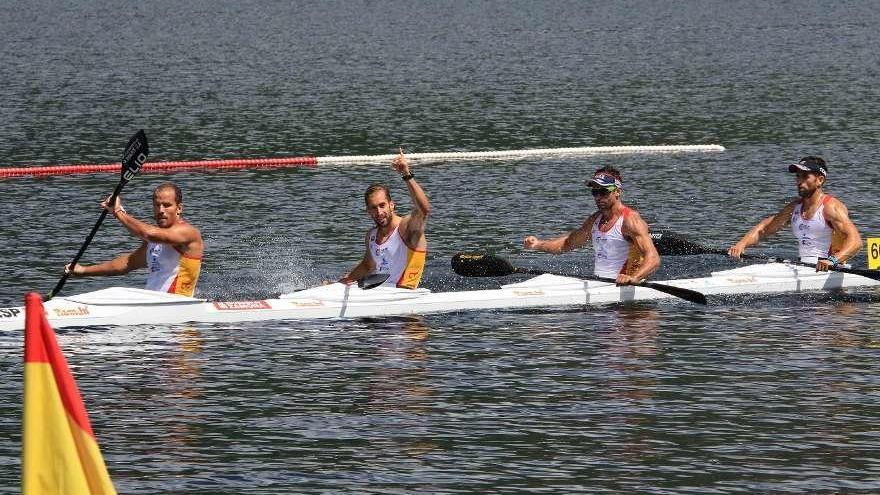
[175,218,201,232]
[621,204,640,217]
[823,194,852,217]
[621,209,650,235]
[621,206,648,224]
[823,194,847,207]
[177,218,204,242]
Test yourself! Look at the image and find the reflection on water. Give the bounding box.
[363,317,436,458]
[159,327,206,454]
[603,308,660,463]
[362,316,433,413]
[167,326,205,400]
[609,308,660,360]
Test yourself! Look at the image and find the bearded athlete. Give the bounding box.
[341,149,431,289]
[728,156,862,271]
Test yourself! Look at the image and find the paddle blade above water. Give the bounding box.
[358,273,390,289]
[120,129,149,182]
[47,130,150,300]
[651,231,724,256]
[451,252,517,277]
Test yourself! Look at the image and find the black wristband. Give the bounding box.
[401,172,415,181]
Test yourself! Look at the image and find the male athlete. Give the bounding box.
[523,166,660,285]
[65,182,204,296]
[728,156,862,271]
[341,149,430,289]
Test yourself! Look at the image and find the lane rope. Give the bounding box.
[0,144,724,178]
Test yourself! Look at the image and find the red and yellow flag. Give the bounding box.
[22,292,116,494]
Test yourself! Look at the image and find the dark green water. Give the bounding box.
[1,1,879,493]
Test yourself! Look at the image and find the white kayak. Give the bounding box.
[1,262,877,331]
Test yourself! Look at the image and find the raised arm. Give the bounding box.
[394,148,431,249]
[728,201,797,259]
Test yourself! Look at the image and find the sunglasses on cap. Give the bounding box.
[587,172,623,189]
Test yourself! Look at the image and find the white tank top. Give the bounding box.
[145,242,202,296]
[791,196,833,263]
[368,226,426,289]
[592,210,632,278]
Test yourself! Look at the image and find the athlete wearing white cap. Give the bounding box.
[523,166,660,285]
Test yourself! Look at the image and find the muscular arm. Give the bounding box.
[524,214,597,254]
[103,196,203,256]
[620,211,661,283]
[822,198,863,264]
[728,201,797,258]
[115,211,202,254]
[393,149,430,249]
[400,177,431,249]
[69,242,147,277]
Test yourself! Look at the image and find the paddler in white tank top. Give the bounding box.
[65,182,204,296]
[728,156,862,271]
[340,148,430,289]
[523,166,661,285]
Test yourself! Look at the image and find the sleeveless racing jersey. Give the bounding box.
[791,195,844,263]
[368,225,426,289]
[591,207,644,279]
[145,242,202,297]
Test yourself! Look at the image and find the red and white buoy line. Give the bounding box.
[0,144,724,179]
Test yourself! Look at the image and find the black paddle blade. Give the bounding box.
[46,131,150,301]
[851,268,880,281]
[358,272,390,289]
[651,230,721,256]
[642,281,708,305]
[120,129,149,181]
[451,252,517,277]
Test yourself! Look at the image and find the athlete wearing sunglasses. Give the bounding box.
[523,166,660,285]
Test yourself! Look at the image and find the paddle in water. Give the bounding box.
[47,130,149,300]
[651,230,880,281]
[451,252,708,305]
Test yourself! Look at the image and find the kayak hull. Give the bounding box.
[1,263,876,331]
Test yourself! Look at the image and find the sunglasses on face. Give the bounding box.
[590,187,616,197]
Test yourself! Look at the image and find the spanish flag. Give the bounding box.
[22,292,116,494]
